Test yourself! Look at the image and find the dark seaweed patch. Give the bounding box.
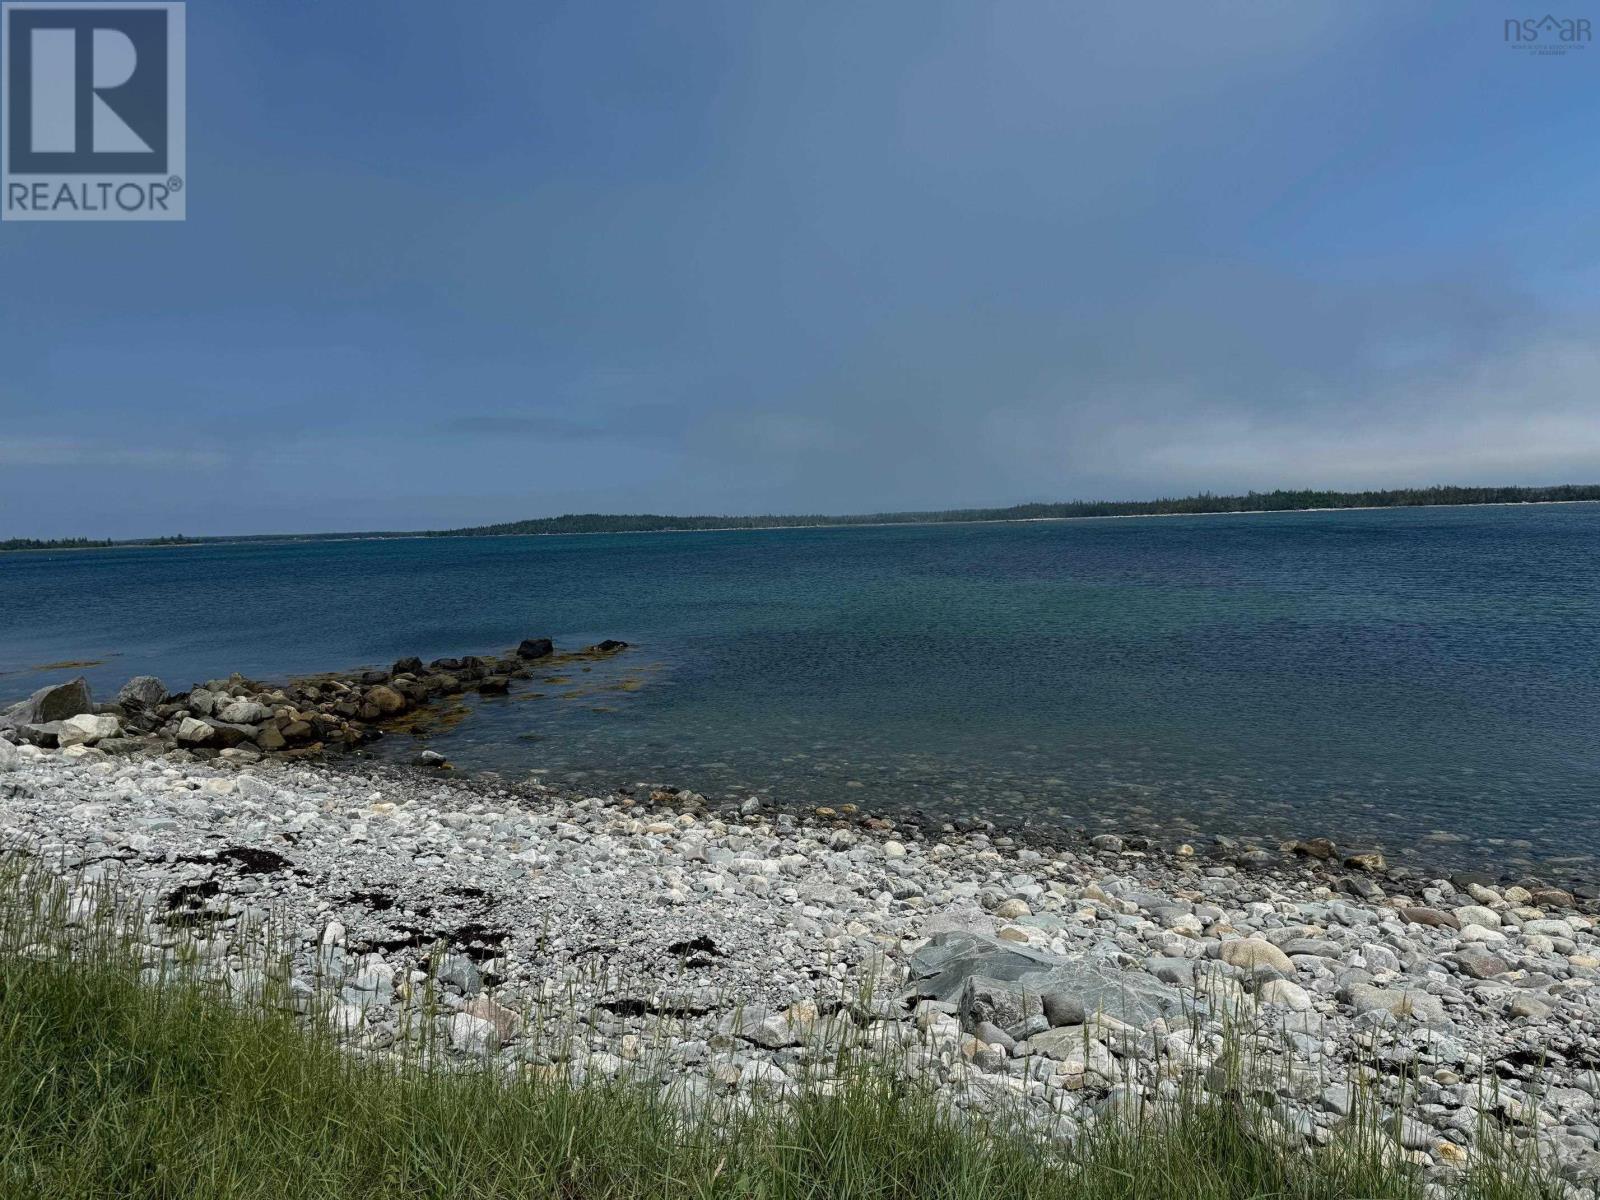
[219,847,290,874]
[667,935,722,957]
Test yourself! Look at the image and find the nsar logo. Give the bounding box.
[1503,14,1591,54]
[2,2,185,221]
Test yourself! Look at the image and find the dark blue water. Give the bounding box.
[4,505,1598,875]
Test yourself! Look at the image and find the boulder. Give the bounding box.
[1400,907,1460,931]
[0,739,18,771]
[1342,983,1450,1027]
[588,640,628,654]
[905,931,1193,1031]
[18,721,68,747]
[1218,938,1294,975]
[960,975,1046,1039]
[186,688,219,716]
[391,656,423,676]
[56,712,120,747]
[1453,946,1509,979]
[253,724,287,751]
[1343,850,1387,872]
[115,676,168,709]
[175,717,215,745]
[3,677,94,726]
[363,685,407,716]
[1292,837,1337,860]
[205,721,258,749]
[516,638,553,659]
[218,698,273,725]
[477,676,510,695]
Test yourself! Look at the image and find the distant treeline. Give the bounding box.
[422,484,1600,539]
[4,485,1598,550]
[0,535,193,553]
[0,537,116,551]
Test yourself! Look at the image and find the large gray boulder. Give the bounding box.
[116,676,168,709]
[904,930,1198,1031]
[2,677,94,727]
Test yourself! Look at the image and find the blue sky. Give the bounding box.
[3,1,1598,538]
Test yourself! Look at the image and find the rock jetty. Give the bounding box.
[0,637,627,764]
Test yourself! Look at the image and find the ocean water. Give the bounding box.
[3,504,1598,876]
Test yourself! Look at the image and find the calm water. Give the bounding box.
[3,505,1598,877]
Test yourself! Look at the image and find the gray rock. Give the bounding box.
[3,677,93,726]
[186,688,219,717]
[1342,983,1450,1027]
[907,931,1193,1030]
[1453,945,1509,979]
[435,953,481,996]
[218,699,272,725]
[18,721,68,747]
[116,676,168,709]
[960,975,1044,1038]
[724,1006,800,1048]
[57,712,120,746]
[449,1012,499,1055]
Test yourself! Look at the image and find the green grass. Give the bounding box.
[0,863,1573,1200]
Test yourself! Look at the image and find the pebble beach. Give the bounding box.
[3,726,1599,1194]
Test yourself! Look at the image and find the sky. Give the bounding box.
[2,1,1598,539]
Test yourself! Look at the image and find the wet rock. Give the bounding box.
[516,638,553,659]
[364,685,408,716]
[1293,837,1337,860]
[1342,850,1386,872]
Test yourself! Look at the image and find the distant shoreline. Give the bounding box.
[5,489,1599,553]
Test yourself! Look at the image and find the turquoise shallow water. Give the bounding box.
[3,504,1598,876]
